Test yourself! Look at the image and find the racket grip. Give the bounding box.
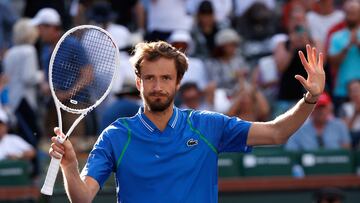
[41,157,62,195]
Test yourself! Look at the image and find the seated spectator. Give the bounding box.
[339,80,360,149]
[3,18,42,147]
[252,34,288,117]
[328,0,360,109]
[100,81,141,132]
[168,30,208,90]
[0,108,35,161]
[144,0,193,41]
[178,82,211,110]
[227,81,270,122]
[205,28,248,93]
[306,0,344,53]
[274,4,315,116]
[191,0,221,59]
[187,0,233,27]
[285,93,351,151]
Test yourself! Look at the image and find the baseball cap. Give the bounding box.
[215,28,241,46]
[31,8,61,26]
[0,108,9,124]
[168,30,192,44]
[316,92,332,107]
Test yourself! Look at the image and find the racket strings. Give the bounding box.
[52,28,117,110]
[81,29,116,98]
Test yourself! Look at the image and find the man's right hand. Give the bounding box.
[49,127,78,169]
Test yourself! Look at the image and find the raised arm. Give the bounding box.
[50,128,99,203]
[247,44,325,146]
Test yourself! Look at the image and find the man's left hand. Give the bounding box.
[295,44,325,101]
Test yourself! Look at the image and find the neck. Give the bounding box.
[144,104,174,131]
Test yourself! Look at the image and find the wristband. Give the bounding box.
[303,93,317,104]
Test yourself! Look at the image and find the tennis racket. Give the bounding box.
[41,25,119,195]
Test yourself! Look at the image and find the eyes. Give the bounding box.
[143,75,173,81]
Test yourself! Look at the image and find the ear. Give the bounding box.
[136,77,141,91]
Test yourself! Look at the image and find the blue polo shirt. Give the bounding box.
[81,107,252,203]
[328,28,360,97]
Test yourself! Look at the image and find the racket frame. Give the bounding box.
[41,25,119,195]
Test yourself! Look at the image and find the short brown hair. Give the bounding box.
[130,41,188,83]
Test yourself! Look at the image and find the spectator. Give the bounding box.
[186,0,233,27]
[306,0,345,53]
[32,8,86,145]
[144,0,193,41]
[227,81,270,121]
[168,30,208,90]
[314,187,345,203]
[3,18,42,147]
[252,33,288,116]
[109,0,145,32]
[273,4,314,116]
[22,0,70,29]
[0,107,35,161]
[232,1,276,65]
[100,80,141,132]
[178,82,210,110]
[86,1,132,47]
[233,0,276,18]
[339,79,360,149]
[285,93,351,151]
[0,2,17,68]
[191,0,221,59]
[205,28,248,93]
[328,0,360,109]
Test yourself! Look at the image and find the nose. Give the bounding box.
[153,78,162,91]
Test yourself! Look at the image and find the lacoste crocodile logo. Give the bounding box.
[187,138,198,147]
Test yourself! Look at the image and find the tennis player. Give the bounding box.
[49,41,325,203]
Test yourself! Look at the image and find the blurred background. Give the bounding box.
[0,0,359,202]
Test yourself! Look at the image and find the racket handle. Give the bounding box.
[41,157,62,195]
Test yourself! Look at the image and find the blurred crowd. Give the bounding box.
[0,0,359,183]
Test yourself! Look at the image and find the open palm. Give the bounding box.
[295,44,325,97]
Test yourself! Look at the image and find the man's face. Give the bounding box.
[182,87,201,109]
[136,58,179,112]
[312,105,332,123]
[344,1,360,29]
[38,24,58,43]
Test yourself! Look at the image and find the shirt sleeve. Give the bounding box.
[80,131,115,189]
[328,32,346,56]
[338,120,351,145]
[11,135,34,153]
[217,114,252,153]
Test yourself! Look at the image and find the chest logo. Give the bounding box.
[187,138,198,147]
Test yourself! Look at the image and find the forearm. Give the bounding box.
[62,163,92,203]
[273,92,317,142]
[22,149,36,160]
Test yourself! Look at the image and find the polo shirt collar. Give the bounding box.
[137,106,179,132]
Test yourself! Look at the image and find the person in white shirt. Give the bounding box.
[186,0,233,27]
[168,30,208,90]
[3,18,42,146]
[0,108,35,161]
[145,0,193,41]
[339,80,360,149]
[306,0,345,53]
